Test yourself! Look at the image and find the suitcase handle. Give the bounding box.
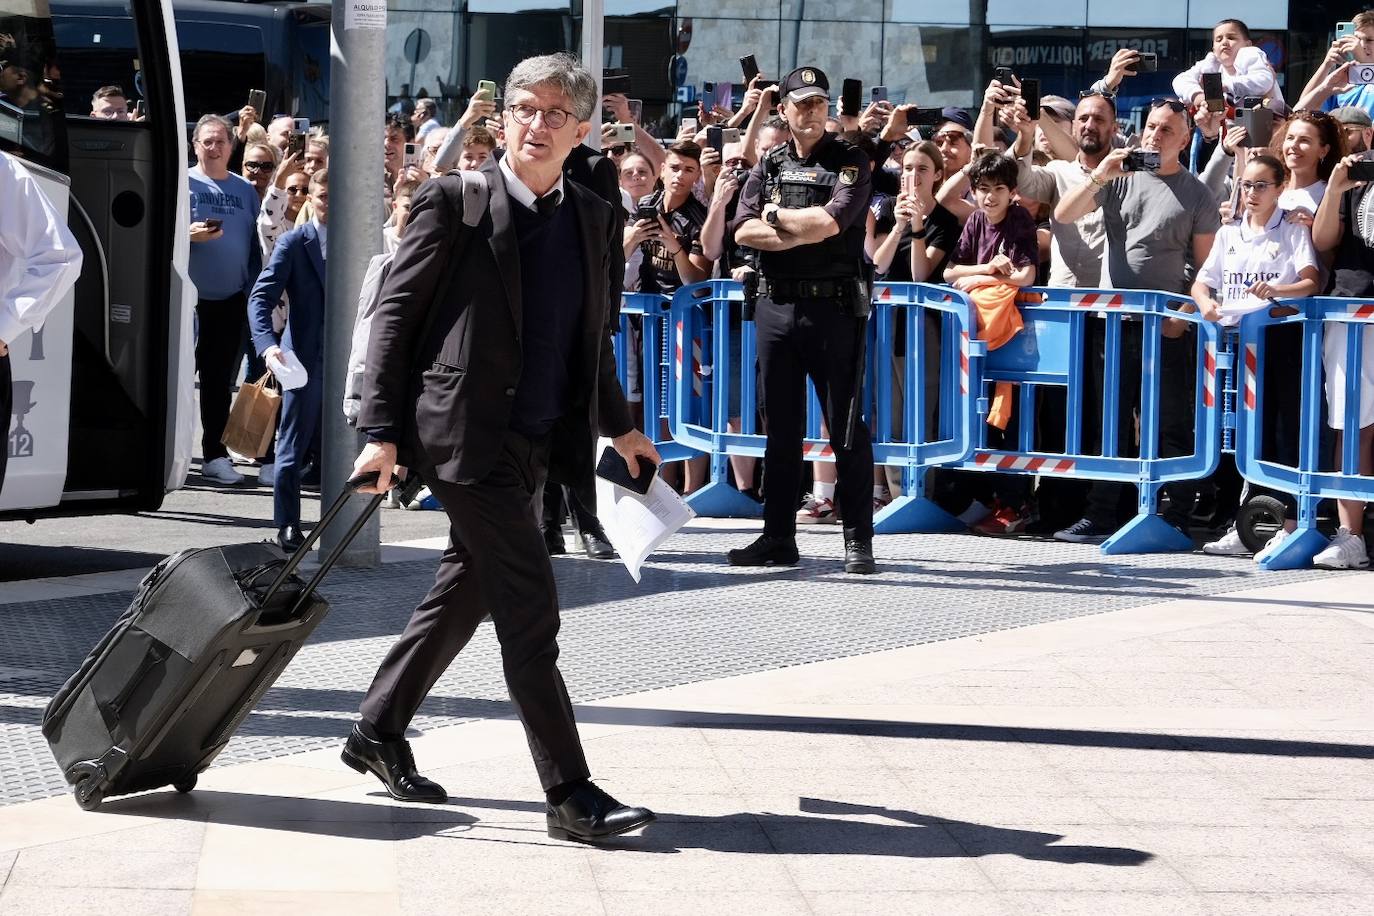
[258,471,399,616]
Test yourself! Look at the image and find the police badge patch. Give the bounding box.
[801,69,816,85]
[839,166,858,185]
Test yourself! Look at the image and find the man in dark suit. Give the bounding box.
[347,53,661,844]
[247,167,328,551]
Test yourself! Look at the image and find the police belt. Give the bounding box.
[761,278,854,301]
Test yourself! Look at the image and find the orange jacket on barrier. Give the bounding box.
[968,282,1025,429]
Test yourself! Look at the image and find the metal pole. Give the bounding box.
[581,0,603,151]
[321,0,387,567]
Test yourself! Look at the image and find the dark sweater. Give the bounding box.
[508,194,585,438]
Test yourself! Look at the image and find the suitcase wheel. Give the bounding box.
[173,774,198,794]
[73,777,104,811]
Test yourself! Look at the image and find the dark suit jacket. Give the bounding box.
[248,222,326,373]
[358,158,634,485]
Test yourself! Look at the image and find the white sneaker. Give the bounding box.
[1313,528,1371,570]
[1202,527,1249,556]
[405,486,433,511]
[201,456,245,485]
[1253,527,1293,564]
[257,462,276,487]
[796,494,839,524]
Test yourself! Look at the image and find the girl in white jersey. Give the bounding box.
[1193,154,1320,562]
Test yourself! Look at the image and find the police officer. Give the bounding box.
[727,66,876,574]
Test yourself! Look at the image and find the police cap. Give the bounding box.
[778,66,830,104]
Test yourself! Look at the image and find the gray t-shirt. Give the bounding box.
[1099,168,1221,293]
[1018,156,1106,289]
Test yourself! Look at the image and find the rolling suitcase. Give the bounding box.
[42,473,393,810]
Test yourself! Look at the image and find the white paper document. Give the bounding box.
[593,442,696,582]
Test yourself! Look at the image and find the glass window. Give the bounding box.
[1,0,70,169]
[174,21,266,121]
[986,26,1086,99]
[987,0,1087,29]
[886,0,970,27]
[1086,0,1186,30]
[882,23,976,107]
[1187,0,1287,31]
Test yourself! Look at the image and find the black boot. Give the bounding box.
[843,529,876,574]
[727,534,800,567]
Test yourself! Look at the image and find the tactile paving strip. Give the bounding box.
[0,527,1336,804]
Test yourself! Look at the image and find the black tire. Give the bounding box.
[172,775,198,793]
[74,781,104,811]
[1236,494,1288,554]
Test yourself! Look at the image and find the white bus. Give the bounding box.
[2,0,194,521]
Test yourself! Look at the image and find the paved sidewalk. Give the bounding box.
[1,569,1370,915]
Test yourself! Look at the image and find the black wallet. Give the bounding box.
[595,445,657,495]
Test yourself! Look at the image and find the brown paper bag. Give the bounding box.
[221,372,281,458]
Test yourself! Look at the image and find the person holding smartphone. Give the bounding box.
[1308,147,1374,569]
[187,114,262,486]
[1297,12,1374,115]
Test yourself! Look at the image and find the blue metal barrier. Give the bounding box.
[615,292,699,465]
[952,287,1223,554]
[1236,298,1374,570]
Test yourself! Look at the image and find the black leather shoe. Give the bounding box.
[277,524,305,553]
[844,532,876,574]
[580,530,615,560]
[727,534,800,567]
[547,783,656,843]
[341,724,448,803]
[544,527,567,556]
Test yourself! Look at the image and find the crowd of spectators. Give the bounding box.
[183,14,1374,569]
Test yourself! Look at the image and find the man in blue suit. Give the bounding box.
[247,168,328,551]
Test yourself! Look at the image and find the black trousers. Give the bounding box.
[194,292,248,463]
[358,430,589,791]
[1083,319,1197,529]
[756,296,874,539]
[541,480,603,537]
[0,351,10,487]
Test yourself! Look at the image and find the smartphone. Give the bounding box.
[610,123,635,144]
[602,69,632,96]
[993,67,1016,86]
[1238,107,1275,147]
[627,98,642,124]
[636,188,664,222]
[706,125,740,151]
[871,85,889,103]
[203,218,222,230]
[1241,96,1265,108]
[596,445,657,496]
[1350,63,1374,85]
[247,89,266,119]
[740,54,759,84]
[133,99,145,119]
[475,80,497,101]
[1135,52,1158,74]
[905,107,943,127]
[1123,149,1162,172]
[1020,78,1041,120]
[682,116,698,134]
[1200,72,1225,111]
[403,142,420,167]
[1338,21,1358,60]
[287,131,305,157]
[293,117,310,133]
[841,78,862,117]
[1348,159,1374,181]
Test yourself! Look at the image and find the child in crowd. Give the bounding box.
[1192,154,1320,562]
[943,153,1038,534]
[1174,19,1286,114]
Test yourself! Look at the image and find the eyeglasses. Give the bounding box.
[932,131,968,144]
[285,186,309,196]
[508,103,575,129]
[608,145,629,156]
[1238,180,1276,192]
[243,161,274,172]
[1150,98,1188,113]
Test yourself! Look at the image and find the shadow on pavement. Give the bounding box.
[97,788,1152,865]
[0,545,166,582]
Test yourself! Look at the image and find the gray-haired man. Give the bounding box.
[347,53,659,842]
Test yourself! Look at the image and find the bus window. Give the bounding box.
[0,7,68,170]
[49,14,142,120]
[174,20,264,121]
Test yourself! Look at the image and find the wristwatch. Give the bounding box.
[765,207,780,227]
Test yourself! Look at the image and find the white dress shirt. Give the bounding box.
[499,153,566,213]
[0,151,84,347]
